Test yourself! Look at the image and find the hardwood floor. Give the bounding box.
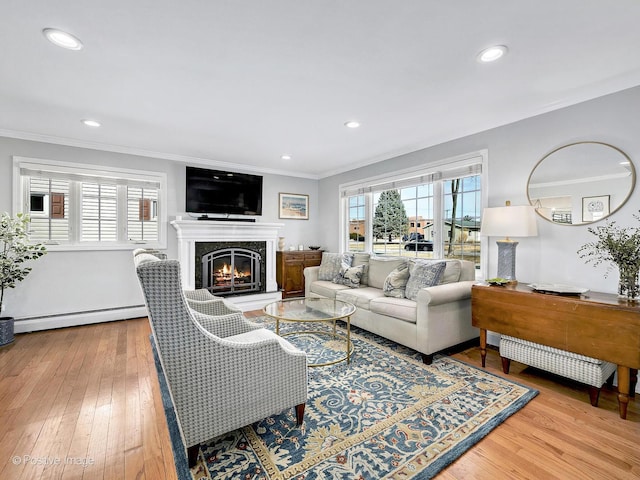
[0,315,638,480]
[0,318,176,480]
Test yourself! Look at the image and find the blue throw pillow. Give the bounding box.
[318,252,354,281]
[404,261,447,300]
[333,264,366,288]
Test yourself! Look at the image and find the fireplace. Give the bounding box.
[195,242,266,296]
[171,219,283,311]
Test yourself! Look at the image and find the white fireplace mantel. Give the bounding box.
[170,219,284,309]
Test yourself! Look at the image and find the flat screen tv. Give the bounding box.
[185,166,263,216]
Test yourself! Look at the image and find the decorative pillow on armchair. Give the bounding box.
[404,261,447,300]
[318,252,354,281]
[333,264,366,288]
[383,263,410,298]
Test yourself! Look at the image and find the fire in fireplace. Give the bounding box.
[195,242,266,296]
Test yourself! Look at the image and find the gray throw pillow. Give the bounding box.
[333,264,366,288]
[318,252,354,281]
[404,261,447,300]
[383,263,410,298]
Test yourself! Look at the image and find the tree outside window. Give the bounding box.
[373,190,408,254]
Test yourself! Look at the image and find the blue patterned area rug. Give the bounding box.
[151,317,538,480]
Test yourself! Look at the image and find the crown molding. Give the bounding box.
[0,128,321,180]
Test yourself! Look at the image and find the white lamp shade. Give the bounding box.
[480,205,538,238]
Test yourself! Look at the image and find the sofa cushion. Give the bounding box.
[369,296,417,324]
[352,252,371,285]
[333,264,366,288]
[318,252,354,281]
[367,256,408,289]
[382,263,410,298]
[441,260,463,284]
[309,280,351,299]
[336,287,385,310]
[405,260,447,300]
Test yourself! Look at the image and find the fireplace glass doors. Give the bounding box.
[196,242,266,296]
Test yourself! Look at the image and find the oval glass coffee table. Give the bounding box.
[263,297,356,367]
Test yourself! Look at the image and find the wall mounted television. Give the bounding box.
[185,166,263,216]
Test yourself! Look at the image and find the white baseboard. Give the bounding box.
[13,291,281,334]
[14,306,148,333]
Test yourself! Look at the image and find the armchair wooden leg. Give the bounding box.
[187,445,199,468]
[295,403,306,425]
[588,386,601,407]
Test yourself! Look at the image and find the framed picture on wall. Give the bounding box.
[582,195,610,222]
[279,193,309,220]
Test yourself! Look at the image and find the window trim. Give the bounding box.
[338,149,489,278]
[13,156,168,251]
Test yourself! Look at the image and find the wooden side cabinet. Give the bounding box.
[276,250,323,298]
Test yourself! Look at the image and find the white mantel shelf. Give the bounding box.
[171,219,284,242]
[170,219,284,311]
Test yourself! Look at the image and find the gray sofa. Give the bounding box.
[304,253,478,363]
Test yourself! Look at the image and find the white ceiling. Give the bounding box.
[2,1,640,179]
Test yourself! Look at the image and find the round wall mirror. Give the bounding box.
[527,142,636,225]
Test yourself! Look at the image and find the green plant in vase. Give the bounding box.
[1,212,47,346]
[577,211,640,301]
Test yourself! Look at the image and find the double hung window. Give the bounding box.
[14,157,167,250]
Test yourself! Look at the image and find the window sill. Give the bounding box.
[40,242,167,252]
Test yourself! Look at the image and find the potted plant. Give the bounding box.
[577,210,640,301]
[1,212,47,346]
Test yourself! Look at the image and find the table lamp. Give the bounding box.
[480,201,538,282]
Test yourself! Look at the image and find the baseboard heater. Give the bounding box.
[14,305,148,333]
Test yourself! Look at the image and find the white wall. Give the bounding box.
[318,85,640,296]
[0,137,321,327]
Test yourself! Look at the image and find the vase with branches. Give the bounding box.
[577,211,640,301]
[1,212,47,345]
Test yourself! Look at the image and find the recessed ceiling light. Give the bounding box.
[43,28,83,51]
[281,154,292,160]
[81,119,101,127]
[477,45,508,63]
[344,121,361,129]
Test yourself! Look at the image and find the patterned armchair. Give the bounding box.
[183,288,243,316]
[133,252,308,467]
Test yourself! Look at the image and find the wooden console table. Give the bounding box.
[472,283,640,419]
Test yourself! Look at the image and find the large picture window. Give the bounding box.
[341,151,486,270]
[14,157,167,250]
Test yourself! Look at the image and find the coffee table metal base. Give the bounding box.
[264,298,357,368]
[278,318,354,367]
